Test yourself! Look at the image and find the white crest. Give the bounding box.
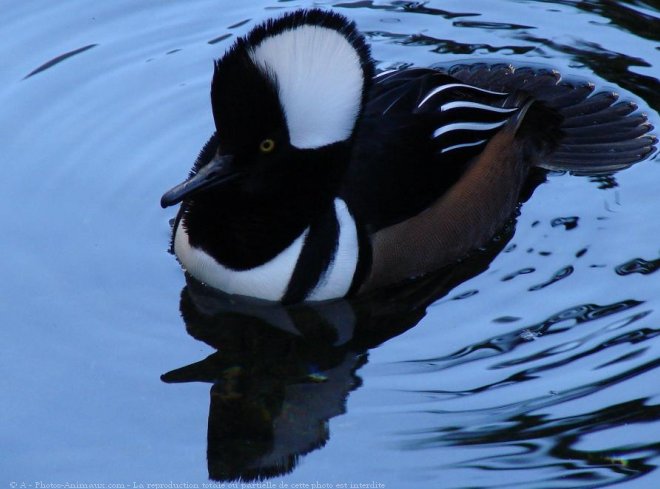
[250,25,364,149]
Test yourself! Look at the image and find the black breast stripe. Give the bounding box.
[346,220,371,297]
[282,205,340,304]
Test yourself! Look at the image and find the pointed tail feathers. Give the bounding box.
[442,63,657,175]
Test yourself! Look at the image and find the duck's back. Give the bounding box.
[343,63,656,293]
[343,65,559,233]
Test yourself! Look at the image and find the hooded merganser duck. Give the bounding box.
[161,9,656,304]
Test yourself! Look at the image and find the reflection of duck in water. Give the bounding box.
[161,8,655,303]
[163,283,367,481]
[162,230,512,481]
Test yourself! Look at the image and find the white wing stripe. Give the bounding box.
[440,139,488,154]
[432,120,507,139]
[374,69,397,79]
[418,83,508,109]
[440,101,518,113]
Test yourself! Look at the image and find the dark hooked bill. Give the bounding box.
[160,154,238,208]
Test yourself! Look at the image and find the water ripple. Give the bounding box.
[427,397,660,488]
[335,1,480,19]
[615,256,660,275]
[528,265,574,291]
[23,44,98,79]
[411,300,644,370]
[551,216,579,230]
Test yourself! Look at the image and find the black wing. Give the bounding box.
[444,63,656,173]
[344,68,526,232]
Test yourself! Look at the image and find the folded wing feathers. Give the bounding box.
[375,64,655,166]
[416,82,518,156]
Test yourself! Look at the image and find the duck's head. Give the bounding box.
[161,9,374,208]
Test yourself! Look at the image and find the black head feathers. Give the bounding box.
[211,9,375,150]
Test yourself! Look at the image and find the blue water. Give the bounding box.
[2,1,659,487]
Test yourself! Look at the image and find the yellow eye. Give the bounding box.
[259,138,275,153]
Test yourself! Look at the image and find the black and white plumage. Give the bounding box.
[161,9,657,303]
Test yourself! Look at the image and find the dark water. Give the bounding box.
[3,1,660,488]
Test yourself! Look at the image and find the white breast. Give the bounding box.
[174,222,308,301]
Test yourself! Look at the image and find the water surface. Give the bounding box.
[2,1,660,488]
